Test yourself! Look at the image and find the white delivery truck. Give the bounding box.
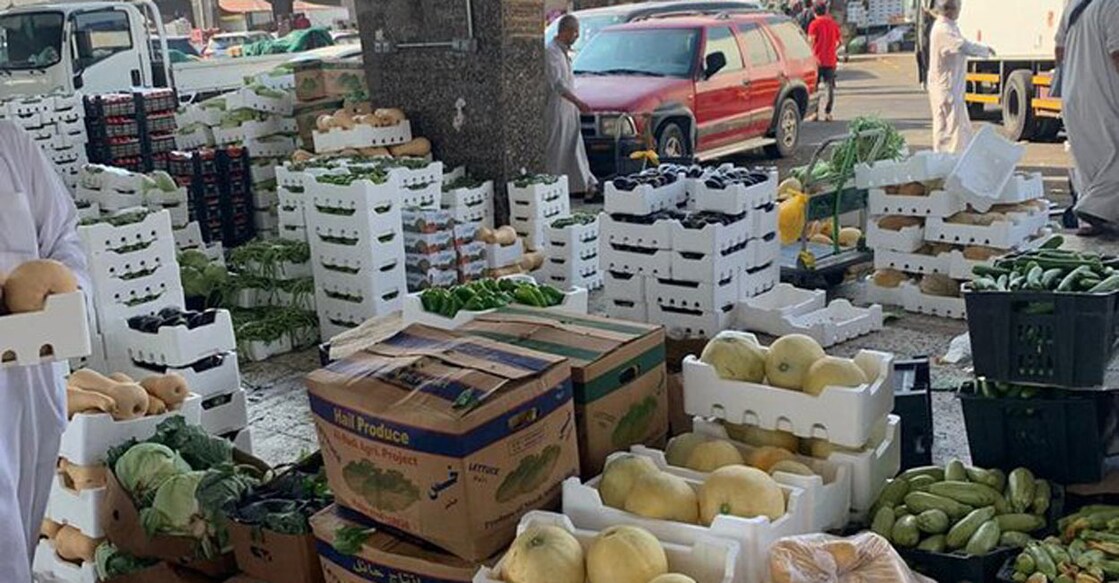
[916,0,1068,141]
[0,0,298,100]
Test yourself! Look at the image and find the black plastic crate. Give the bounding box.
[960,387,1119,484]
[147,112,177,134]
[899,546,1017,583]
[965,288,1119,387]
[893,357,934,470]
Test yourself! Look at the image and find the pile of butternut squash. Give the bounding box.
[315,107,406,132]
[41,520,102,564]
[0,259,78,315]
[67,369,190,422]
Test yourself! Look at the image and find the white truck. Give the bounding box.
[918,0,1068,141]
[0,0,297,100]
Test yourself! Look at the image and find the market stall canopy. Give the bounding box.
[219,0,337,12]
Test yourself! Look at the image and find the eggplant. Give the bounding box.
[158,306,182,319]
[705,178,726,190]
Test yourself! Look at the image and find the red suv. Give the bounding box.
[573,13,819,177]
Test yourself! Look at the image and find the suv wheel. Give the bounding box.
[657,122,690,160]
[766,98,801,158]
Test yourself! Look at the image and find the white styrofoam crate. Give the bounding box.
[671,245,748,284]
[245,136,296,158]
[59,394,202,466]
[563,457,810,583]
[873,247,952,277]
[603,270,648,300]
[546,234,598,263]
[650,302,735,339]
[691,171,778,215]
[45,472,105,538]
[924,207,1049,249]
[316,279,405,324]
[672,216,750,256]
[740,262,780,299]
[507,178,569,208]
[866,217,925,253]
[173,221,204,251]
[200,389,248,436]
[241,336,293,362]
[279,225,307,242]
[442,180,493,210]
[866,280,966,319]
[253,210,280,231]
[93,280,186,337]
[748,204,778,238]
[604,298,648,322]
[475,511,737,583]
[510,217,549,251]
[89,261,180,308]
[241,259,311,281]
[0,292,91,368]
[631,439,851,534]
[543,252,599,282]
[944,125,1024,205]
[312,121,412,153]
[443,197,494,227]
[736,283,826,331]
[775,300,885,348]
[401,181,442,209]
[485,240,525,269]
[602,243,673,278]
[227,426,253,454]
[509,183,571,219]
[77,210,173,255]
[600,212,675,250]
[119,310,236,368]
[275,165,308,190]
[855,151,958,189]
[868,188,966,218]
[307,210,405,253]
[33,540,98,583]
[118,351,240,399]
[225,86,294,115]
[546,216,600,251]
[683,339,895,449]
[252,187,279,211]
[539,268,603,291]
[604,180,686,216]
[317,291,403,332]
[646,273,739,314]
[401,284,588,330]
[162,203,189,229]
[175,125,213,150]
[311,239,405,284]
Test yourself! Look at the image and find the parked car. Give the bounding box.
[544,0,763,54]
[573,13,818,177]
[203,31,272,58]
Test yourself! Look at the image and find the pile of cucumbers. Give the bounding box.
[971,241,1119,294]
[871,460,1051,556]
[1008,506,1119,583]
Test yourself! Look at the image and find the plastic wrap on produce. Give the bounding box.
[768,532,935,583]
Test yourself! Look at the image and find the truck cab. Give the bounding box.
[0,1,172,98]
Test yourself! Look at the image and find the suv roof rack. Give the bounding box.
[637,7,760,21]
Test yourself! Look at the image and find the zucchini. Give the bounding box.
[878,478,909,508]
[965,466,1002,489]
[891,515,920,548]
[1027,542,1058,579]
[915,509,951,534]
[945,459,968,482]
[1009,468,1038,513]
[1031,479,1051,516]
[947,506,997,549]
[1089,274,1119,293]
[1000,531,1033,549]
[905,491,974,520]
[907,474,937,492]
[996,513,1046,533]
[900,466,945,482]
[917,534,947,553]
[965,520,1001,555]
[871,506,896,539]
[1041,268,1065,289]
[928,481,1003,507]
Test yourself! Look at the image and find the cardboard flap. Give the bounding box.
[471,311,643,344]
[363,325,564,381]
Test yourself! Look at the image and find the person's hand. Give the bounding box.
[576,99,592,114]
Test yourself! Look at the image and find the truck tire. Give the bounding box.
[765,98,801,158]
[1003,70,1037,141]
[656,122,690,159]
[1034,118,1062,142]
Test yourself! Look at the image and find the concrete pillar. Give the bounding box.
[355,0,547,223]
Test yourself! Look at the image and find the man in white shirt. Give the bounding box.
[927,0,994,153]
[1059,0,1119,232]
[545,15,597,198]
[0,120,89,581]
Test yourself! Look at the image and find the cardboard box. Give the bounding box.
[228,522,323,583]
[461,308,668,476]
[293,96,344,150]
[107,561,223,583]
[305,325,579,561]
[294,60,369,103]
[310,505,489,583]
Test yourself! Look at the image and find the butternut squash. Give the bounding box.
[390,137,432,158]
[108,373,133,383]
[315,114,335,132]
[146,395,168,416]
[0,270,6,311]
[54,525,101,563]
[358,147,390,158]
[873,269,908,288]
[68,369,149,421]
[494,226,519,246]
[897,182,928,197]
[60,459,107,491]
[291,149,314,163]
[963,245,1003,261]
[876,216,923,231]
[66,386,116,419]
[41,519,62,540]
[3,259,78,313]
[374,108,406,125]
[140,373,189,407]
[479,227,497,245]
[347,102,373,116]
[332,110,356,130]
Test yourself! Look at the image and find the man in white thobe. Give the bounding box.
[545,15,597,196]
[0,120,89,581]
[1060,0,1119,229]
[927,0,994,153]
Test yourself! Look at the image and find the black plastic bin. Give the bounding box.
[899,546,1017,583]
[960,389,1119,484]
[893,357,934,470]
[964,288,1119,387]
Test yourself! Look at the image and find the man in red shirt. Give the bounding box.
[807,2,842,121]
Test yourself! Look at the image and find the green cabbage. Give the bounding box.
[141,471,206,538]
[114,443,191,506]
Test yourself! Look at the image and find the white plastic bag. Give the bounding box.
[769,532,935,583]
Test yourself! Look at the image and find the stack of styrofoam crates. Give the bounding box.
[862,148,1048,320]
[305,167,408,340]
[508,175,570,251]
[75,164,190,231]
[276,162,310,243]
[403,208,460,291]
[35,376,205,583]
[682,331,902,522]
[543,213,602,290]
[0,92,88,191]
[601,166,779,336]
[251,157,282,238]
[442,167,495,229]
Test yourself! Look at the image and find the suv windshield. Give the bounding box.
[546,13,626,53]
[0,12,63,70]
[574,28,699,78]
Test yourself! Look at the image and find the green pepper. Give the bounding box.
[463,296,487,311]
[514,286,545,307]
[453,286,476,303]
[538,285,566,306]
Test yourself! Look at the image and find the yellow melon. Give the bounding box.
[624,471,699,524]
[768,460,816,477]
[802,357,868,396]
[685,440,744,473]
[649,576,697,583]
[748,446,795,473]
[586,526,668,583]
[699,331,767,382]
[699,466,786,524]
[723,423,801,453]
[838,227,862,247]
[665,433,709,467]
[501,525,585,583]
[599,455,658,510]
[764,335,827,391]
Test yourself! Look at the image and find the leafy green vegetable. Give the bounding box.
[150,416,234,470]
[114,442,192,506]
[94,542,157,579]
[333,526,374,555]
